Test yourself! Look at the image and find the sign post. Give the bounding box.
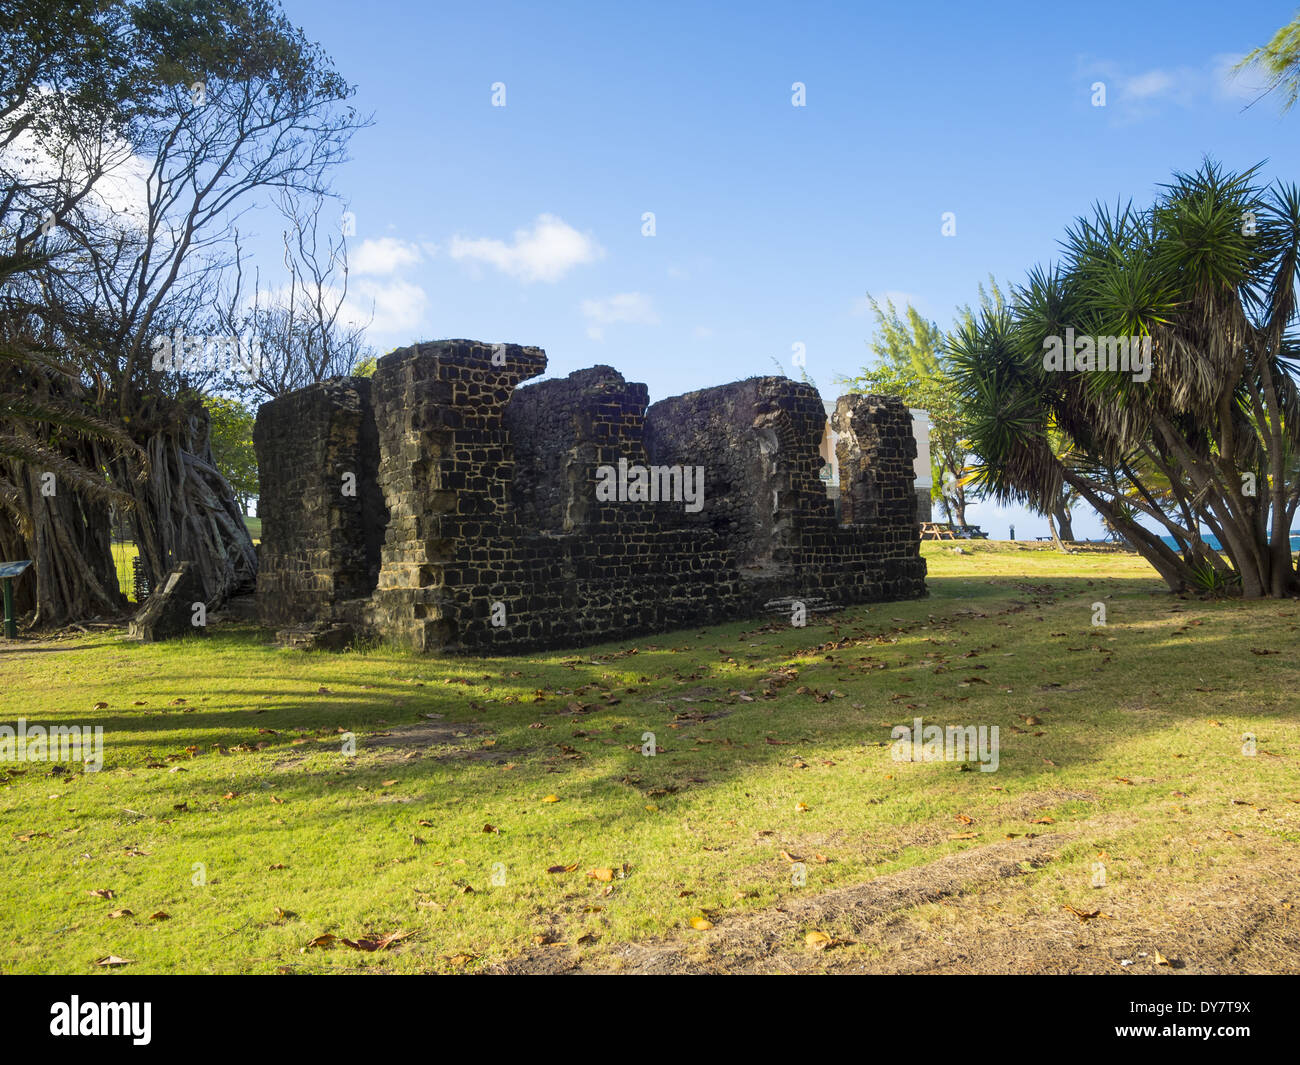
[0,560,32,639]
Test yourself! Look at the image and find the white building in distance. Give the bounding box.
[820,401,932,523]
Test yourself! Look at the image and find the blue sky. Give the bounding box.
[274,0,1300,538]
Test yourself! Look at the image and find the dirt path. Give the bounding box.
[493,829,1300,974]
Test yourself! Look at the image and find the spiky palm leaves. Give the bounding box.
[948,161,1300,597]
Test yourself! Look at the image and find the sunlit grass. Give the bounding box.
[1,542,1296,973]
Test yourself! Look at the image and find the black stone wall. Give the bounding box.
[253,341,926,653]
[252,377,384,630]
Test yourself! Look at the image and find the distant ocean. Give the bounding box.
[1157,533,1300,551]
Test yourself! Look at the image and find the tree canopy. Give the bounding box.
[948,161,1300,597]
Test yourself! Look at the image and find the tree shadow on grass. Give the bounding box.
[10,573,1297,839]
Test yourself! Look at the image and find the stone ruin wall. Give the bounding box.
[252,340,927,653]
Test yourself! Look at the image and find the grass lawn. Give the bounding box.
[2,542,1297,974]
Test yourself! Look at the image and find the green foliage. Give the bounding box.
[1188,558,1241,597]
[1239,12,1300,112]
[205,396,257,511]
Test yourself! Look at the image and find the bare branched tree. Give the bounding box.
[217,191,374,399]
[1,0,368,622]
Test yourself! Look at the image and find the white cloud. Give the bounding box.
[449,213,603,283]
[1123,69,1177,100]
[1081,53,1273,118]
[580,291,659,341]
[350,237,426,276]
[692,325,714,339]
[348,277,429,336]
[244,273,428,345]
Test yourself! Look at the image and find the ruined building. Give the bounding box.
[252,340,927,653]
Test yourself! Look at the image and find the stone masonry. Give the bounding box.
[253,340,927,653]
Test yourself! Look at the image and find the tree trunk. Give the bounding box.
[1065,472,1194,593]
[1047,510,1065,553]
[937,488,953,525]
[5,458,124,627]
[114,402,256,606]
[1053,498,1074,542]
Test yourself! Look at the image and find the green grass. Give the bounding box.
[110,541,140,603]
[1,541,1297,973]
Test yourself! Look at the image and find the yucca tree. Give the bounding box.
[948,161,1300,598]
